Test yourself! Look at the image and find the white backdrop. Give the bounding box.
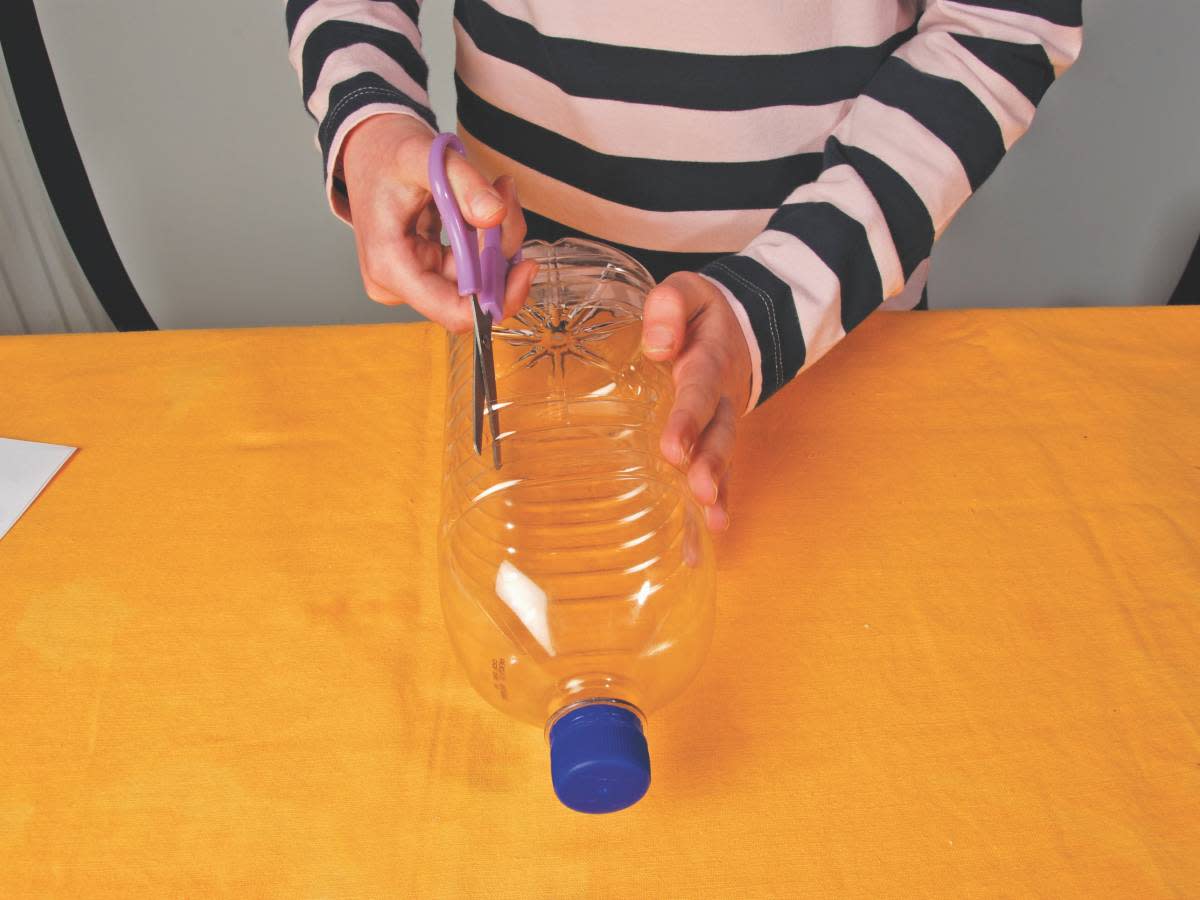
[22,0,1200,331]
[0,44,111,334]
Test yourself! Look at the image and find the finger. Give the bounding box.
[641,280,689,362]
[360,233,476,332]
[660,348,723,467]
[354,213,456,312]
[442,150,505,229]
[494,176,528,260]
[501,259,539,321]
[687,397,736,507]
[705,471,731,533]
[402,269,478,332]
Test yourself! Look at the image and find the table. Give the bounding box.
[2,308,1198,897]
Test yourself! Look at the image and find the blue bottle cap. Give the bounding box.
[549,703,651,814]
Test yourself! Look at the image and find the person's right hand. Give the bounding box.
[340,114,538,332]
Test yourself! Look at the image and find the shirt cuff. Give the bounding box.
[697,272,763,414]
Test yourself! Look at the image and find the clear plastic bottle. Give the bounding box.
[438,238,716,813]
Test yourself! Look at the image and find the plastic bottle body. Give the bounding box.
[438,240,716,740]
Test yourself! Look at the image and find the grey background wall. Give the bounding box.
[29,0,1200,330]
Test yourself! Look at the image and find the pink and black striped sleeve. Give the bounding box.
[699,1,1084,410]
[285,0,436,220]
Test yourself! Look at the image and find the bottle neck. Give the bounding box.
[545,697,645,744]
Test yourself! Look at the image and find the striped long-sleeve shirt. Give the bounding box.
[286,0,1082,409]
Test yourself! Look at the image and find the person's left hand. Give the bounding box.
[641,272,753,533]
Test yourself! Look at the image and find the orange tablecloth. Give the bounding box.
[2,308,1198,897]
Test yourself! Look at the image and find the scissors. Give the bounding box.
[428,132,508,469]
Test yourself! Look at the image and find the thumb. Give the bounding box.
[641,277,690,362]
[395,130,505,229]
[445,152,506,229]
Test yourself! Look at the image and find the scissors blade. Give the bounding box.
[471,298,486,458]
[478,309,502,470]
[471,295,503,468]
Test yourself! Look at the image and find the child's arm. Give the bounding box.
[696,1,1084,410]
[285,1,534,329]
[286,0,435,221]
[643,2,1083,529]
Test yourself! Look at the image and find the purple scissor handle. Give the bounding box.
[429,132,506,468]
[429,133,508,319]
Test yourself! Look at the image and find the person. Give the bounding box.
[286,0,1082,533]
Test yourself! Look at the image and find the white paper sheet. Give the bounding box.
[0,437,76,541]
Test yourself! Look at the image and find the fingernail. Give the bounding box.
[471,190,504,220]
[644,327,673,353]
